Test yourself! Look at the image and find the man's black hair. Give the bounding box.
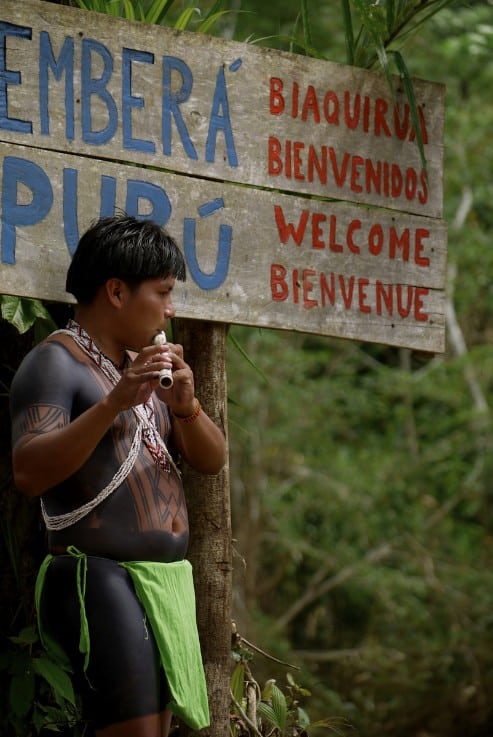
[66,214,186,304]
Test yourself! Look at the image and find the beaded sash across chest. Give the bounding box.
[40,320,177,531]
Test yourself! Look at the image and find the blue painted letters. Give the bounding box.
[81,38,118,145]
[39,32,75,139]
[122,48,155,153]
[162,56,198,160]
[184,198,232,289]
[0,22,32,133]
[1,156,53,264]
[206,66,238,166]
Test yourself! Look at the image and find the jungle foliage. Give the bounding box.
[1,0,492,735]
[226,4,493,736]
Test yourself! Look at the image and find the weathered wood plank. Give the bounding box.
[0,143,446,351]
[0,0,444,218]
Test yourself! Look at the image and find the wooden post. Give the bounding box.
[174,319,232,737]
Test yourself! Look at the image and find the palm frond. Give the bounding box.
[391,49,428,172]
[340,0,355,65]
[201,0,223,23]
[386,0,396,35]
[197,10,245,35]
[351,0,394,91]
[300,0,313,54]
[121,0,136,21]
[174,7,201,31]
[143,0,176,26]
[392,0,457,46]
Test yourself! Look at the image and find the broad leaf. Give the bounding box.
[230,661,246,707]
[33,655,76,707]
[9,625,38,647]
[257,701,281,730]
[271,682,288,734]
[0,295,56,335]
[9,671,35,718]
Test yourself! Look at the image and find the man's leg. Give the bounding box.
[94,709,172,737]
[41,557,171,732]
[161,709,173,736]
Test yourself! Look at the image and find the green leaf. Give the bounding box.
[9,625,38,647]
[9,670,35,718]
[199,0,223,24]
[261,678,275,701]
[230,661,246,707]
[32,704,46,734]
[271,682,288,734]
[33,656,76,707]
[297,705,311,728]
[35,703,74,732]
[257,701,280,730]
[390,49,427,173]
[300,0,313,53]
[121,0,136,20]
[351,0,387,43]
[174,7,200,31]
[142,0,175,25]
[0,295,56,335]
[350,0,391,75]
[386,0,396,34]
[108,0,123,17]
[197,10,241,35]
[341,0,355,65]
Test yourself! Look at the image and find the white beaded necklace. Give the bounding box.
[41,320,178,531]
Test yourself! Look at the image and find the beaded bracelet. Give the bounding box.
[174,398,202,424]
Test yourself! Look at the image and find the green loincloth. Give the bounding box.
[35,549,210,730]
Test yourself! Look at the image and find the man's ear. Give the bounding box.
[105,278,126,308]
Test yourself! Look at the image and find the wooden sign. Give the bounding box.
[0,0,447,351]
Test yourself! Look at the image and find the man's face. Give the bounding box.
[119,275,177,349]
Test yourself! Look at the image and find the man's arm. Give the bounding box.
[11,340,177,497]
[153,340,227,475]
[171,399,227,475]
[12,397,122,497]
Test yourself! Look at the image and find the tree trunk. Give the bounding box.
[174,319,232,737]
